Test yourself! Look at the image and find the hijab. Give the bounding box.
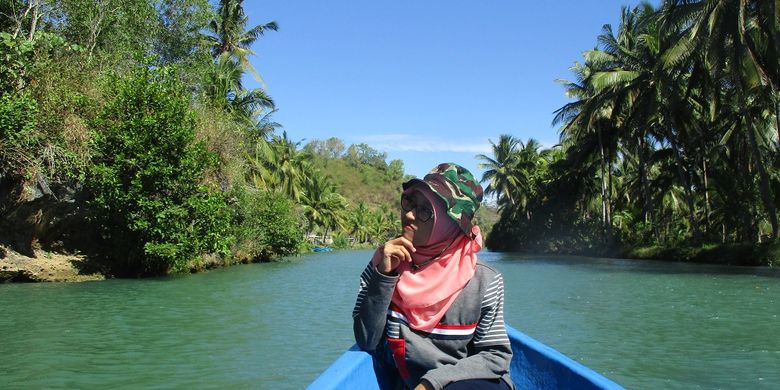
[371,184,482,332]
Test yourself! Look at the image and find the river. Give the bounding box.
[1,250,778,389]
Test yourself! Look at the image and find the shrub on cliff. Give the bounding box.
[87,63,233,275]
[0,32,85,204]
[0,93,39,182]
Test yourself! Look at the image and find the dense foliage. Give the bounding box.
[233,189,303,261]
[9,0,774,274]
[88,65,233,275]
[0,93,38,182]
[483,1,780,265]
[0,0,414,276]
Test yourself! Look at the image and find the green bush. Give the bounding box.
[0,33,40,183]
[233,188,304,261]
[0,93,39,178]
[0,32,34,94]
[767,242,780,267]
[0,32,92,192]
[331,232,350,249]
[87,63,232,275]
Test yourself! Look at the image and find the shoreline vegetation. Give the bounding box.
[506,241,780,267]
[479,2,780,268]
[2,1,779,282]
[4,239,778,283]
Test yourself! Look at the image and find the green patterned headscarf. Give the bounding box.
[403,163,484,237]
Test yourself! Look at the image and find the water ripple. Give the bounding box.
[1,251,779,389]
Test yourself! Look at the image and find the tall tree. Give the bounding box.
[347,202,371,243]
[664,0,779,239]
[203,53,274,124]
[301,170,347,238]
[477,134,522,210]
[153,0,211,64]
[249,131,311,200]
[204,0,277,83]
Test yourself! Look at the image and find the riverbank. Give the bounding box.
[542,241,780,267]
[488,232,780,267]
[4,239,777,283]
[0,242,329,283]
[0,245,104,282]
[622,241,780,267]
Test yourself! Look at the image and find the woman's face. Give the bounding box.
[401,190,434,246]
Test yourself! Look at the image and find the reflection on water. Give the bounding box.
[1,250,778,389]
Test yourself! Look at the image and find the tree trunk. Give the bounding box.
[607,147,614,239]
[666,124,700,243]
[12,1,35,39]
[638,134,660,240]
[26,0,40,41]
[638,135,650,223]
[775,88,780,145]
[597,126,609,243]
[87,1,117,60]
[702,157,711,234]
[699,130,711,236]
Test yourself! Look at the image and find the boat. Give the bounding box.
[312,246,334,253]
[307,325,625,389]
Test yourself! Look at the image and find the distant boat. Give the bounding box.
[312,246,334,253]
[307,325,625,389]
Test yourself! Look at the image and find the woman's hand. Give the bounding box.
[377,236,415,274]
[413,380,434,390]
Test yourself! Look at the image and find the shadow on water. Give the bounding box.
[481,251,780,279]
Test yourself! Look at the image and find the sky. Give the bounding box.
[243,0,648,180]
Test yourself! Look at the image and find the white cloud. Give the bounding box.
[351,133,493,154]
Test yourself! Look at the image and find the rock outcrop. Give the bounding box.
[0,246,103,282]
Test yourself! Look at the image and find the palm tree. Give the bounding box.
[487,1,779,249]
[511,138,551,219]
[347,202,371,243]
[556,4,706,242]
[204,0,278,83]
[553,57,621,240]
[301,170,348,240]
[248,131,311,200]
[252,109,282,142]
[477,135,523,210]
[367,208,395,244]
[664,0,779,239]
[203,53,275,125]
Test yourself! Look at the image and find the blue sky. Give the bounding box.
[243,0,647,179]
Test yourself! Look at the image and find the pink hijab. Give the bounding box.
[372,185,483,332]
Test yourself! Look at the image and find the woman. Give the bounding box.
[352,163,513,390]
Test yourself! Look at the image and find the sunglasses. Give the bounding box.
[400,194,433,222]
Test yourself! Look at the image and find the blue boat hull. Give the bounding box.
[308,325,624,389]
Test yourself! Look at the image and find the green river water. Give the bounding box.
[1,250,778,389]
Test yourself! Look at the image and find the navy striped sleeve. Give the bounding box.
[351,263,375,318]
[473,273,510,347]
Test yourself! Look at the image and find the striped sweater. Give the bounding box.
[352,261,513,390]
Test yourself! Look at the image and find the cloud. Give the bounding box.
[351,133,493,154]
